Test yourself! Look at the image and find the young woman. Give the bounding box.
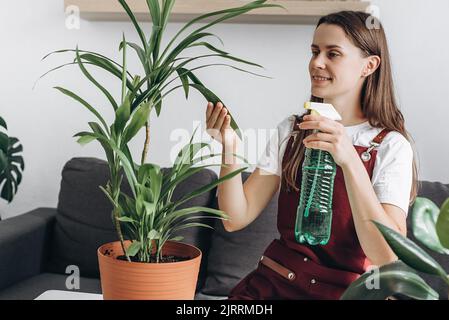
[205,11,417,300]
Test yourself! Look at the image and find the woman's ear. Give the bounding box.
[362,55,381,77]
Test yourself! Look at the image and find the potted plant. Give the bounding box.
[43,0,278,299]
[0,116,25,219]
[341,197,449,300]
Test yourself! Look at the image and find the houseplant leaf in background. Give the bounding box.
[412,197,449,254]
[0,116,25,203]
[436,198,449,249]
[340,260,438,300]
[342,212,449,300]
[372,221,447,279]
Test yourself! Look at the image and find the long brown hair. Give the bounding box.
[282,11,419,206]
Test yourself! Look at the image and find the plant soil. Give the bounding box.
[116,254,190,263]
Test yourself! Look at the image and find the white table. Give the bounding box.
[35,290,103,300]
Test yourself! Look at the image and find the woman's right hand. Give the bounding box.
[205,101,238,147]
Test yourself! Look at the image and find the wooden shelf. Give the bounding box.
[64,0,371,25]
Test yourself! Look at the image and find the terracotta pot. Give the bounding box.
[97,240,202,300]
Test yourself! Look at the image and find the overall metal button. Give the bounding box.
[303,257,308,262]
[361,151,371,162]
[311,279,316,284]
[288,273,295,280]
[361,142,379,162]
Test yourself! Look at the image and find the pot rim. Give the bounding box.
[97,240,202,266]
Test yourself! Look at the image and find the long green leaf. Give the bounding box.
[189,83,242,139]
[126,240,141,257]
[117,216,138,224]
[0,116,7,130]
[174,166,247,209]
[146,0,161,26]
[75,47,118,110]
[436,198,449,249]
[118,0,148,51]
[154,90,162,117]
[131,84,160,112]
[147,81,243,140]
[341,260,439,300]
[190,2,282,39]
[88,122,114,165]
[170,222,214,234]
[161,206,226,230]
[79,54,136,92]
[160,61,269,96]
[160,164,218,201]
[123,41,151,76]
[147,0,162,63]
[174,142,210,169]
[158,0,176,60]
[122,101,151,144]
[40,49,137,91]
[121,33,127,104]
[164,32,223,66]
[177,51,264,70]
[114,95,131,136]
[138,163,162,203]
[42,48,121,64]
[373,220,448,278]
[113,147,137,198]
[412,197,449,254]
[54,86,109,133]
[161,0,175,27]
[153,53,267,103]
[160,1,278,62]
[176,68,189,99]
[74,132,98,145]
[188,41,229,55]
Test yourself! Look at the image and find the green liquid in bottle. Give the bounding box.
[295,144,337,246]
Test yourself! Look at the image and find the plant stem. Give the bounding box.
[141,121,150,165]
[113,207,130,262]
[111,159,130,262]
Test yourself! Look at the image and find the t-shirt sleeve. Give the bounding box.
[371,132,414,216]
[256,116,294,176]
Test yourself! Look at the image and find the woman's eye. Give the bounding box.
[329,52,340,58]
[311,51,319,56]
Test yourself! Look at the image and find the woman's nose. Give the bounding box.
[310,54,326,69]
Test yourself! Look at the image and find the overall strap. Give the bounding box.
[373,128,392,144]
[361,128,392,162]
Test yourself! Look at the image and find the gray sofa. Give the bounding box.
[0,157,448,300]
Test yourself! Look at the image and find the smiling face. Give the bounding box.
[309,23,370,100]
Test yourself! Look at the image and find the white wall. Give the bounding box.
[1,0,448,218]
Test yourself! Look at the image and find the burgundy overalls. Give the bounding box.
[228,115,392,300]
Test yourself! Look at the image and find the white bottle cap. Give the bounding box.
[304,102,342,121]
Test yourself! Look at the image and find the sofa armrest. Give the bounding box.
[0,208,57,291]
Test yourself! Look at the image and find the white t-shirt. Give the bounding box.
[256,114,414,216]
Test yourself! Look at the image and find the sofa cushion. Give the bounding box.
[407,180,449,300]
[200,171,280,296]
[46,157,218,291]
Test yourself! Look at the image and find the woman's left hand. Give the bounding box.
[298,114,359,168]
